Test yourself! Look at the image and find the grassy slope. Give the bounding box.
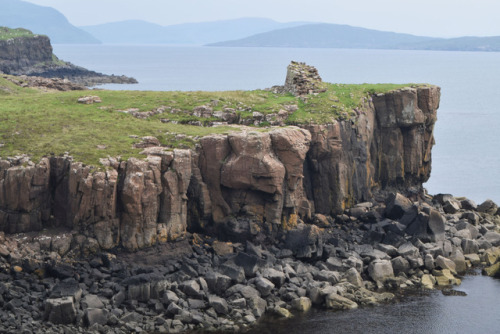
[0,27,37,40]
[0,76,424,166]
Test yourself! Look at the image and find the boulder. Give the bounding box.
[391,256,410,275]
[343,268,363,288]
[434,269,460,286]
[81,294,104,309]
[291,297,312,312]
[435,255,457,274]
[274,307,293,318]
[325,294,358,310]
[84,308,109,327]
[247,295,267,318]
[397,242,420,258]
[477,199,498,215]
[483,262,500,278]
[464,253,481,265]
[285,223,323,259]
[235,252,259,277]
[220,263,245,283]
[208,295,229,315]
[206,272,232,295]
[424,253,435,270]
[385,193,413,219]
[483,232,500,247]
[181,280,201,297]
[461,239,479,255]
[77,96,102,104]
[421,274,435,289]
[254,276,275,297]
[449,250,467,274]
[368,260,394,287]
[262,268,286,287]
[482,247,500,265]
[44,297,77,324]
[49,282,83,302]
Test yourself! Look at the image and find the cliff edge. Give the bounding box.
[0,62,439,251]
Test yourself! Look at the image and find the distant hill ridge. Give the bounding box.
[0,0,100,44]
[80,18,310,45]
[208,23,500,52]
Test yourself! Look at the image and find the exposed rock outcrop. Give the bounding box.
[0,83,440,250]
[2,74,86,91]
[0,29,137,86]
[0,34,53,73]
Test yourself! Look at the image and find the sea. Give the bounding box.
[52,44,500,333]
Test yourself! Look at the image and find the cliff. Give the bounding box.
[0,33,53,74]
[0,27,136,86]
[0,63,440,251]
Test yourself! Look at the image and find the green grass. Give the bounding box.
[0,75,430,167]
[0,27,36,40]
[288,83,420,124]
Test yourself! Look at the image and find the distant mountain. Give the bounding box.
[208,23,438,48]
[208,23,500,52]
[0,0,100,44]
[80,18,310,45]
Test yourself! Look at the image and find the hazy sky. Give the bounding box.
[22,0,500,37]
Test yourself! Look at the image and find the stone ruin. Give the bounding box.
[283,61,327,96]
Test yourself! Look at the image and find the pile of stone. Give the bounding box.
[0,191,499,333]
[282,61,327,96]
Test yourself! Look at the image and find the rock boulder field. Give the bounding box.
[0,62,499,333]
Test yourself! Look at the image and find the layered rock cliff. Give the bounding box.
[0,34,53,74]
[0,81,440,251]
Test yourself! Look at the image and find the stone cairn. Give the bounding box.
[283,61,327,96]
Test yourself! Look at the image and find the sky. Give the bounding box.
[22,0,500,38]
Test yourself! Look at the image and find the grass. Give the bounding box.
[0,27,37,41]
[0,75,430,167]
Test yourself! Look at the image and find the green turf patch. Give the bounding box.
[0,75,430,167]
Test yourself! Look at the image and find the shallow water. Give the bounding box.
[52,44,500,205]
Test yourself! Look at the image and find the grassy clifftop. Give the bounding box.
[0,27,38,41]
[0,75,427,166]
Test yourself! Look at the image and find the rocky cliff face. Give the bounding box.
[0,35,53,74]
[0,85,440,251]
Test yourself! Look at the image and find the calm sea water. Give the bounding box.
[52,44,500,205]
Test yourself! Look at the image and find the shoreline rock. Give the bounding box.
[0,191,498,333]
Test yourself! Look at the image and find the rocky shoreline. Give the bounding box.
[0,191,499,334]
[18,61,138,87]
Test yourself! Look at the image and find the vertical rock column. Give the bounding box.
[0,157,51,233]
